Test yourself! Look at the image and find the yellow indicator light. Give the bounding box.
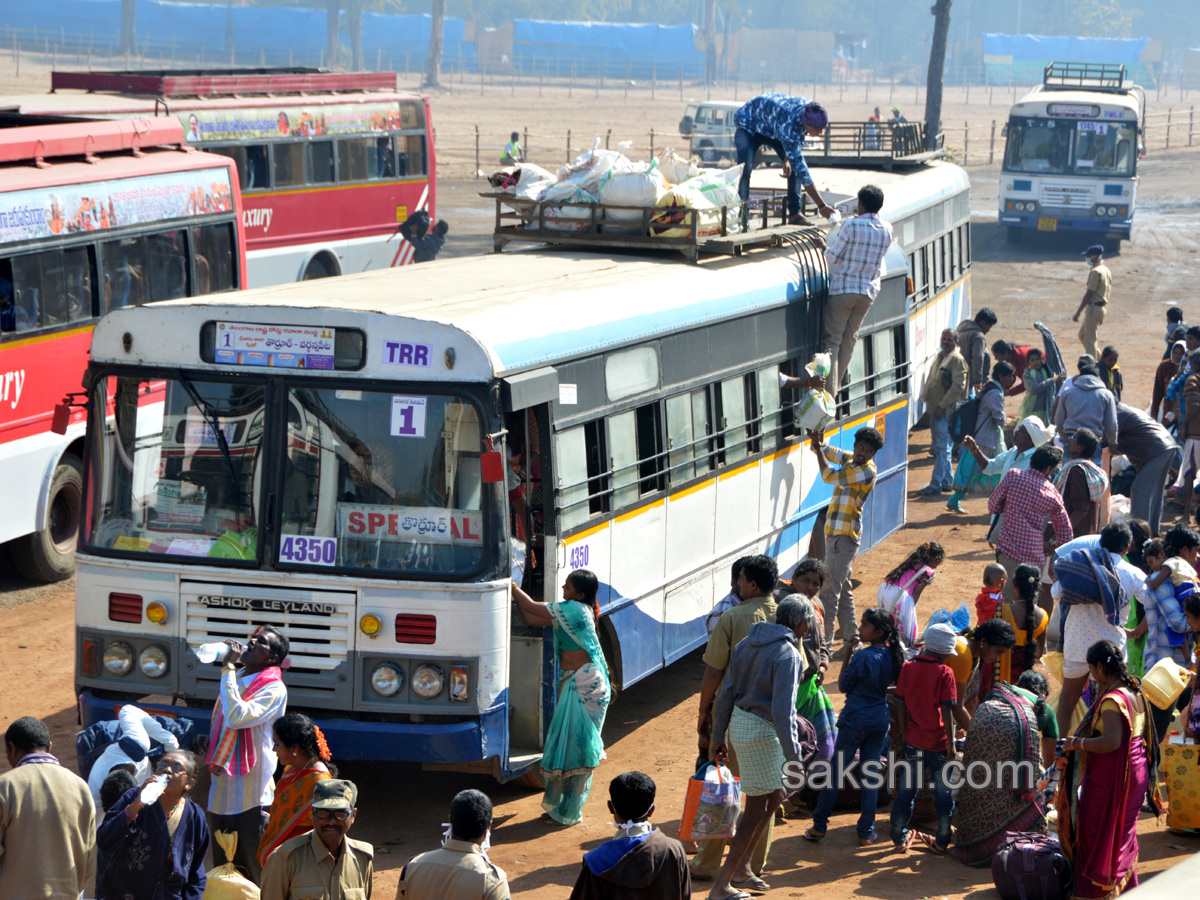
[146,602,168,625]
[360,614,382,636]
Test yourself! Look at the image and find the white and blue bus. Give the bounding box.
[998,62,1144,249]
[74,158,969,782]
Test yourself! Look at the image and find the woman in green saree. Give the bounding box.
[512,568,612,825]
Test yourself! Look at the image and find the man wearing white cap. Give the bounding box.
[889,623,959,854]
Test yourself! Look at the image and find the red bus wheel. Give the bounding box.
[14,453,82,583]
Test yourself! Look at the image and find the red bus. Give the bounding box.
[0,113,244,581]
[18,69,436,288]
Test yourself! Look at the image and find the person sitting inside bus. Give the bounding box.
[732,93,835,226]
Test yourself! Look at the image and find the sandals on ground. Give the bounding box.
[917,832,948,855]
[731,875,771,893]
[802,827,826,842]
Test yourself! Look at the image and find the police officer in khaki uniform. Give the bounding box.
[260,779,373,900]
[397,789,509,900]
[1073,243,1113,360]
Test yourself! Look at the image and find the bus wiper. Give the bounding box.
[174,370,251,517]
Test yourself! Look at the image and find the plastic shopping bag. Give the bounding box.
[202,832,259,900]
[679,761,741,841]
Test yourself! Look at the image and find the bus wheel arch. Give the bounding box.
[511,767,546,790]
[302,252,340,281]
[14,449,83,583]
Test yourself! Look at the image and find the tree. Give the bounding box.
[426,0,446,88]
[703,0,717,85]
[121,0,136,55]
[327,0,340,69]
[924,0,952,152]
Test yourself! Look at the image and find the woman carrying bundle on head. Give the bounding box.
[1058,640,1163,898]
[258,712,335,868]
[876,542,944,648]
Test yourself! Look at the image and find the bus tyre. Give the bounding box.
[302,254,338,280]
[14,453,83,583]
[512,767,546,790]
[1006,226,1023,244]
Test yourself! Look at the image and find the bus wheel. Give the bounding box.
[1104,236,1122,254]
[302,254,338,280]
[512,767,546,790]
[14,453,83,583]
[1006,226,1023,244]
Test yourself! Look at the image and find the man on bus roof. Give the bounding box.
[732,93,835,227]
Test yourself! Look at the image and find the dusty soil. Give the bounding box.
[2,69,1200,897]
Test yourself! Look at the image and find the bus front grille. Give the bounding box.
[179,581,355,703]
[1041,183,1095,210]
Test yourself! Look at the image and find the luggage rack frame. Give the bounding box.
[485,192,825,263]
[1042,62,1129,93]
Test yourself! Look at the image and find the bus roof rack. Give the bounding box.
[803,121,946,168]
[484,193,829,265]
[0,115,185,164]
[1043,62,1128,93]
[50,68,399,98]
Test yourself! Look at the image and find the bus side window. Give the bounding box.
[308,140,335,185]
[0,258,14,333]
[273,143,305,187]
[100,237,141,314]
[609,411,639,508]
[399,101,425,130]
[9,255,46,329]
[245,145,270,190]
[845,336,870,417]
[373,136,396,179]
[337,139,369,183]
[193,223,236,295]
[873,330,897,403]
[963,224,972,266]
[144,230,189,302]
[717,375,750,465]
[634,404,665,496]
[756,366,784,451]
[42,246,94,324]
[556,422,608,531]
[397,135,427,178]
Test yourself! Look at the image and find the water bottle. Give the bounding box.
[139,774,167,805]
[825,209,844,245]
[195,641,229,665]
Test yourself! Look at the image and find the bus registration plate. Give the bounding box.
[1037,217,1058,232]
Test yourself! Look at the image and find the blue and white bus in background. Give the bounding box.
[999,62,1144,249]
[74,156,967,784]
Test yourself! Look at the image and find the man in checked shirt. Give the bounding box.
[823,184,895,395]
[810,425,884,649]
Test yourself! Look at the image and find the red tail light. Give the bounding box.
[81,638,101,675]
[395,614,436,644]
[108,593,143,623]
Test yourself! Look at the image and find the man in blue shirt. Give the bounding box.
[733,93,835,226]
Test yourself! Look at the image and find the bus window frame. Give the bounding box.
[80,366,272,571]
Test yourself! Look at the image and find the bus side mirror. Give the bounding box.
[51,401,72,435]
[480,451,504,484]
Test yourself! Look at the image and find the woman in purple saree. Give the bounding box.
[1058,640,1163,899]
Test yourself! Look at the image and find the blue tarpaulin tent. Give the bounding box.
[359,14,475,72]
[982,34,1156,87]
[511,19,703,78]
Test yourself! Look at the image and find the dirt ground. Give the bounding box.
[2,69,1200,897]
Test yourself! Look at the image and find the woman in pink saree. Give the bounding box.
[1058,639,1163,899]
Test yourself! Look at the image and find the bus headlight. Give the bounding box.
[1095,204,1107,217]
[139,645,169,678]
[1107,206,1119,217]
[370,663,404,697]
[411,664,445,699]
[449,666,470,702]
[103,642,134,676]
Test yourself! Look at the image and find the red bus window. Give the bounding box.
[193,224,236,295]
[398,135,426,178]
[398,102,424,130]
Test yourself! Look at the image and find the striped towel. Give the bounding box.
[205,666,282,777]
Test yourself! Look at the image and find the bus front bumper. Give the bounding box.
[78,689,508,764]
[999,212,1132,237]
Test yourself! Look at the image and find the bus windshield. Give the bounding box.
[86,375,490,576]
[278,387,488,577]
[1004,119,1072,174]
[1004,117,1136,177]
[87,375,265,561]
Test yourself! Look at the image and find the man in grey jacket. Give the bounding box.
[1053,361,1118,462]
[1113,404,1178,536]
[709,595,814,898]
[956,308,998,392]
